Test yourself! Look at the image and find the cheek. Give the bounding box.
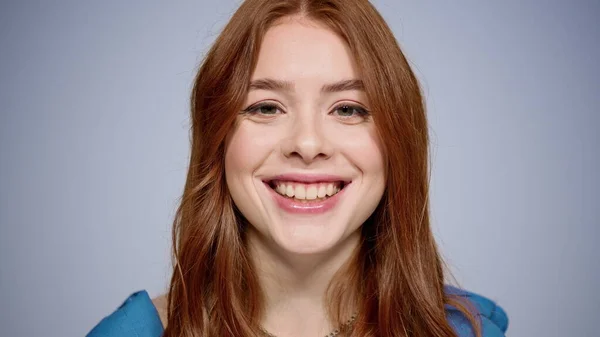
[225,131,249,180]
[333,124,385,178]
[225,121,283,231]
[225,121,280,184]
[358,136,385,175]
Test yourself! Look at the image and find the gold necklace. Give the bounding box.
[259,313,357,337]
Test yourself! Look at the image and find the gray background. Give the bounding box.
[0,1,598,336]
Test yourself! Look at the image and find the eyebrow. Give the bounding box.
[248,78,365,93]
[322,79,365,93]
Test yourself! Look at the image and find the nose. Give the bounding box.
[281,110,333,164]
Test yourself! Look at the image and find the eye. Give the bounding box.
[331,104,370,119]
[241,102,283,115]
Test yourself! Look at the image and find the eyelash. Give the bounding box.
[242,102,370,118]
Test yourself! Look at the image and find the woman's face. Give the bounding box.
[225,17,385,255]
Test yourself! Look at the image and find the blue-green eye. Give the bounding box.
[332,104,370,118]
[242,103,282,115]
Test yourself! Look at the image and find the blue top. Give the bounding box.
[87,286,508,337]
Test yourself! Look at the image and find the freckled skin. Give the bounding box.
[224,17,386,256]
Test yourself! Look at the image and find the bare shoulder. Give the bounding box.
[151,293,168,328]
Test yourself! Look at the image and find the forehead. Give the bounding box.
[251,17,359,83]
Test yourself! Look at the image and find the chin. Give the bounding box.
[266,217,359,256]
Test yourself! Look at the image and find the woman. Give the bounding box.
[88,0,508,336]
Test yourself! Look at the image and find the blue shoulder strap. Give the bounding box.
[445,285,509,337]
[86,290,164,337]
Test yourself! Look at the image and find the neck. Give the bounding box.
[247,228,360,337]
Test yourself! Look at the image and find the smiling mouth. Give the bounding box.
[265,180,349,202]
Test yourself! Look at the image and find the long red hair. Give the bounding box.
[164,1,482,336]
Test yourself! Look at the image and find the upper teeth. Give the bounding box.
[272,181,343,200]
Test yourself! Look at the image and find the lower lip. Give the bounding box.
[264,182,349,214]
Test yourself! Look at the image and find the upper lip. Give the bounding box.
[262,173,352,184]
